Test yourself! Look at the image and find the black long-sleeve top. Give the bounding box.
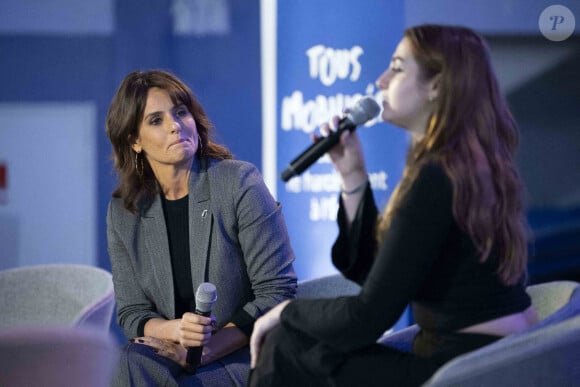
[280,162,530,359]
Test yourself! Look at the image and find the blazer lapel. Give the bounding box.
[188,158,212,293]
[140,195,175,318]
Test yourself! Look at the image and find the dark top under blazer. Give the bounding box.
[281,162,530,355]
[107,157,297,339]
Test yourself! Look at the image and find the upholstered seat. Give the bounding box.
[0,263,115,330]
[296,272,360,299]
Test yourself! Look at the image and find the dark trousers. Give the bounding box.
[112,342,250,387]
[249,324,500,387]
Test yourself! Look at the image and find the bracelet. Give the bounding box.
[341,179,368,195]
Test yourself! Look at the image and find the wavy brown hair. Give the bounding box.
[106,69,232,213]
[378,25,528,285]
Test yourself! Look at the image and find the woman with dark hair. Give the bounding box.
[249,25,538,387]
[105,69,296,386]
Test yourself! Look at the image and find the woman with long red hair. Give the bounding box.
[249,24,538,387]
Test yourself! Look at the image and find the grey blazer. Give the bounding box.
[107,157,297,339]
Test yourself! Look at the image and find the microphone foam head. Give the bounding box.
[195,282,217,313]
[349,97,381,125]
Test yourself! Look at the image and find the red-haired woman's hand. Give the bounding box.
[314,113,368,188]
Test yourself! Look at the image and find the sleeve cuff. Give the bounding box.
[136,317,152,338]
[332,183,378,283]
[230,309,256,337]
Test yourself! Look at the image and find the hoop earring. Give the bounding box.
[135,152,143,177]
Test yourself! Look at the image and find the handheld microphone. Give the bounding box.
[184,282,217,374]
[280,96,381,182]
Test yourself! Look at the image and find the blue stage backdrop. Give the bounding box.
[270,1,407,277]
[262,0,409,330]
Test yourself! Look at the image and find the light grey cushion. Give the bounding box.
[0,264,115,331]
[296,273,360,299]
[527,280,579,320]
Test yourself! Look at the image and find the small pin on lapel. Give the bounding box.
[201,209,208,218]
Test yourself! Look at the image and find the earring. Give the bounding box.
[135,151,143,177]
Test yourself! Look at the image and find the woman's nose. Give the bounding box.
[170,117,182,133]
[375,70,389,90]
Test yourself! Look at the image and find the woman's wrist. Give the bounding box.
[143,317,180,342]
[341,174,368,195]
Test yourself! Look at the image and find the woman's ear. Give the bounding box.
[428,73,441,101]
[129,135,142,154]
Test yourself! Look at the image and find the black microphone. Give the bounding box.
[280,96,381,182]
[184,282,217,374]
